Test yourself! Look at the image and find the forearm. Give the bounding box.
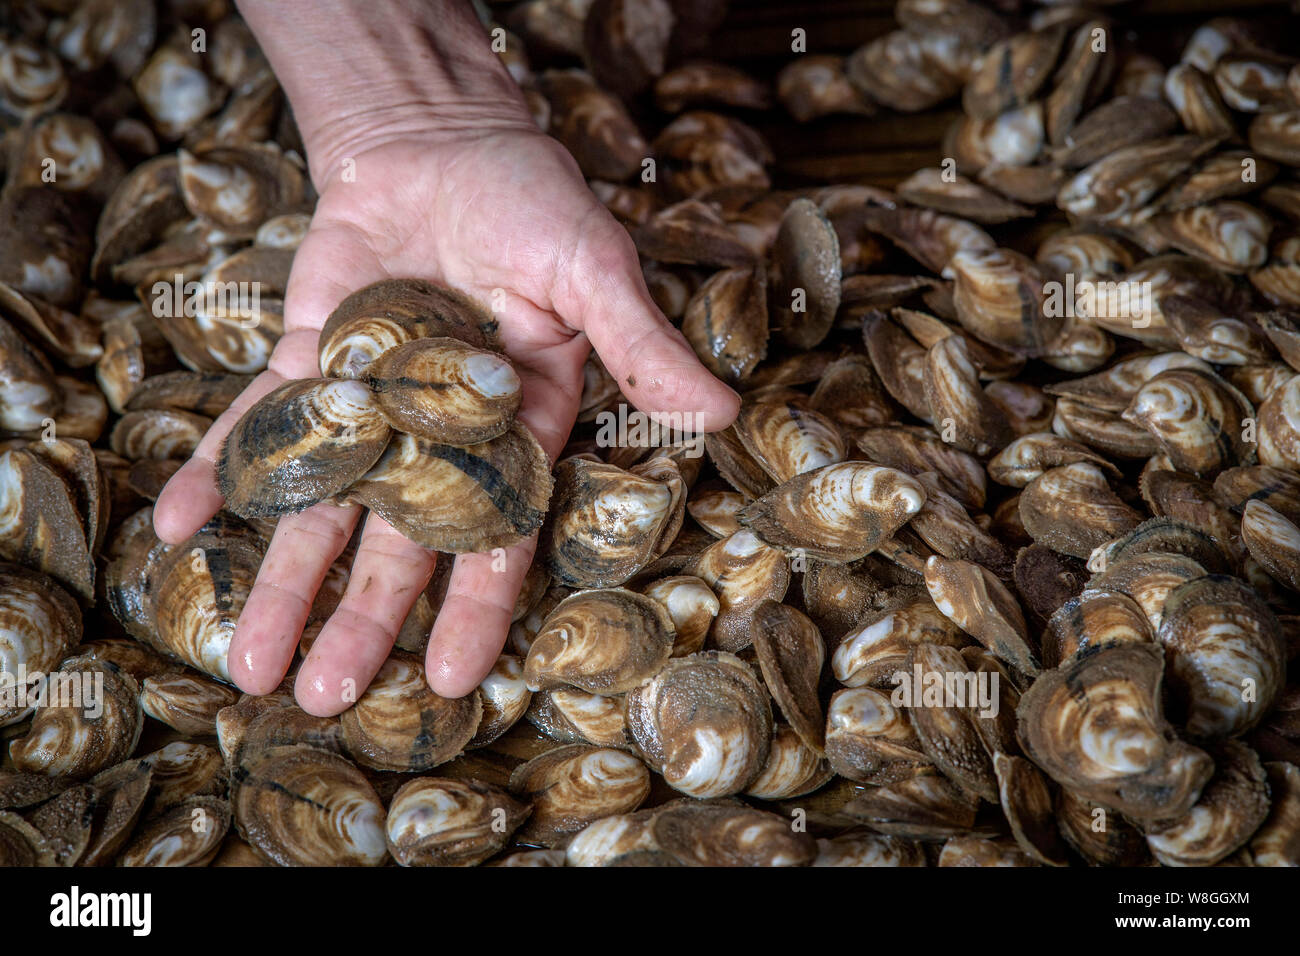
[236,0,532,184]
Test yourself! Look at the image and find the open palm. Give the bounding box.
[154,127,738,714]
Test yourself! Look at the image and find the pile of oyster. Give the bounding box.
[219,277,553,554]
[3,0,1300,867]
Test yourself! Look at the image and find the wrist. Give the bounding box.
[236,0,533,184]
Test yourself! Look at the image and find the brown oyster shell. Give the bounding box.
[625,651,772,798]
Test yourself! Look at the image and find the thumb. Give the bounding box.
[554,209,740,433]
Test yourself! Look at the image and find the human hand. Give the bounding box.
[154,1,739,715]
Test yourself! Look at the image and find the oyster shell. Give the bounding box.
[538,456,685,588]
[626,651,772,798]
[1016,643,1214,826]
[232,744,388,866]
[1145,740,1269,867]
[140,671,240,736]
[0,563,81,726]
[510,744,650,847]
[218,378,391,518]
[118,796,231,867]
[651,800,815,867]
[738,463,925,563]
[752,601,826,753]
[345,425,553,554]
[385,777,529,866]
[340,651,482,772]
[365,337,521,444]
[8,657,142,779]
[682,529,789,652]
[1156,575,1285,739]
[318,278,500,380]
[468,654,531,749]
[680,265,768,386]
[524,588,674,694]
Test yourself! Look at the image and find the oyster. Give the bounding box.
[1016,644,1214,826]
[825,687,932,785]
[737,463,926,563]
[232,745,388,867]
[682,530,790,652]
[1145,740,1269,867]
[651,801,816,867]
[538,456,685,588]
[524,588,674,694]
[365,337,521,444]
[752,601,826,753]
[140,671,240,736]
[318,279,499,380]
[0,563,81,726]
[345,425,553,554]
[8,657,142,779]
[626,651,772,798]
[469,654,531,749]
[218,379,391,518]
[1156,575,1285,739]
[385,777,529,867]
[118,797,231,867]
[340,651,483,772]
[509,745,650,847]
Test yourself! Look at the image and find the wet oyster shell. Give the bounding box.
[824,687,931,785]
[140,671,240,736]
[738,462,925,563]
[1145,740,1269,867]
[641,574,718,657]
[539,456,685,588]
[745,725,833,800]
[346,424,553,554]
[1019,462,1142,559]
[469,654,531,749]
[752,601,826,753]
[1156,574,1285,739]
[510,744,650,847]
[118,796,231,867]
[924,556,1039,677]
[682,529,789,652]
[340,651,482,772]
[386,776,528,866]
[0,563,81,726]
[150,523,264,682]
[233,744,388,867]
[626,651,772,798]
[651,801,815,867]
[1016,643,1214,827]
[525,588,674,694]
[8,657,142,779]
[366,337,521,444]
[318,278,500,380]
[680,265,768,386]
[218,378,391,518]
[769,198,841,349]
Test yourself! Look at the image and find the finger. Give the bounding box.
[552,206,740,432]
[295,513,438,716]
[226,501,362,695]
[426,537,537,699]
